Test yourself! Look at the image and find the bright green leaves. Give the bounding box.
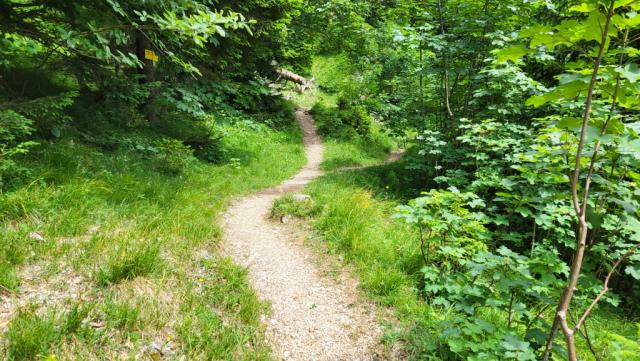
[526,80,589,107]
[569,2,598,13]
[150,10,254,48]
[616,62,640,82]
[418,245,565,360]
[395,187,490,252]
[2,0,255,74]
[0,110,39,190]
[615,0,640,10]
[495,45,530,63]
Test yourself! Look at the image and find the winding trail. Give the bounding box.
[222,109,383,361]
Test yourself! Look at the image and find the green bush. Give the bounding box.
[0,110,38,190]
[310,102,342,137]
[152,113,226,163]
[339,104,372,136]
[12,91,77,138]
[310,102,372,139]
[152,138,196,174]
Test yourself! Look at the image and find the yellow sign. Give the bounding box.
[144,49,159,62]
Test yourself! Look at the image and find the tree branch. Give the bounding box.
[573,245,639,332]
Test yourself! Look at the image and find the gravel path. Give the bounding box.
[222,109,384,361]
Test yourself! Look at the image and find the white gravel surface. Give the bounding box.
[223,109,384,361]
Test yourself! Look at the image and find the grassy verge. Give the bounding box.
[321,136,393,171]
[0,118,305,360]
[272,157,640,360]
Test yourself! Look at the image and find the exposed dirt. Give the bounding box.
[222,109,385,361]
[0,261,89,333]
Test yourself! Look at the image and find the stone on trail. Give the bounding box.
[292,193,312,202]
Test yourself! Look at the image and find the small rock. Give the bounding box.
[142,341,164,360]
[89,321,105,329]
[28,231,45,242]
[280,215,291,224]
[292,194,312,202]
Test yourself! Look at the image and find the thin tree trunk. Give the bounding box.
[436,0,454,123]
[136,32,157,122]
[553,2,616,360]
[419,41,424,111]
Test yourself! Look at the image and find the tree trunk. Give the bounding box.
[436,0,454,124]
[136,32,157,122]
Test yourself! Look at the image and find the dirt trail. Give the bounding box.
[222,109,383,361]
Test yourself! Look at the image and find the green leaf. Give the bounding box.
[496,45,530,63]
[616,63,640,83]
[625,265,640,280]
[569,3,596,12]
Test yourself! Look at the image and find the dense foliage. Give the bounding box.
[282,0,640,359]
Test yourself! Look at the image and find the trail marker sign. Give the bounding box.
[144,49,159,62]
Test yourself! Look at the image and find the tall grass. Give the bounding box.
[0,119,305,359]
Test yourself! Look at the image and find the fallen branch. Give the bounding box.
[277,68,314,92]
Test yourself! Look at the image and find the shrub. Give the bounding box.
[310,102,343,137]
[11,91,77,138]
[152,114,226,163]
[0,110,38,190]
[339,105,372,136]
[310,102,372,139]
[153,138,195,174]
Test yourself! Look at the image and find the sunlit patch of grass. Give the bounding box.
[0,117,305,358]
[177,257,271,359]
[321,136,394,171]
[103,299,142,332]
[271,194,320,219]
[0,262,20,293]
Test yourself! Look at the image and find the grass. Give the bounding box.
[95,243,162,287]
[0,116,306,359]
[321,136,394,171]
[290,55,397,171]
[287,55,348,109]
[0,262,20,293]
[4,310,59,361]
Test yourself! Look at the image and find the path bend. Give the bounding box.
[222,109,383,361]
